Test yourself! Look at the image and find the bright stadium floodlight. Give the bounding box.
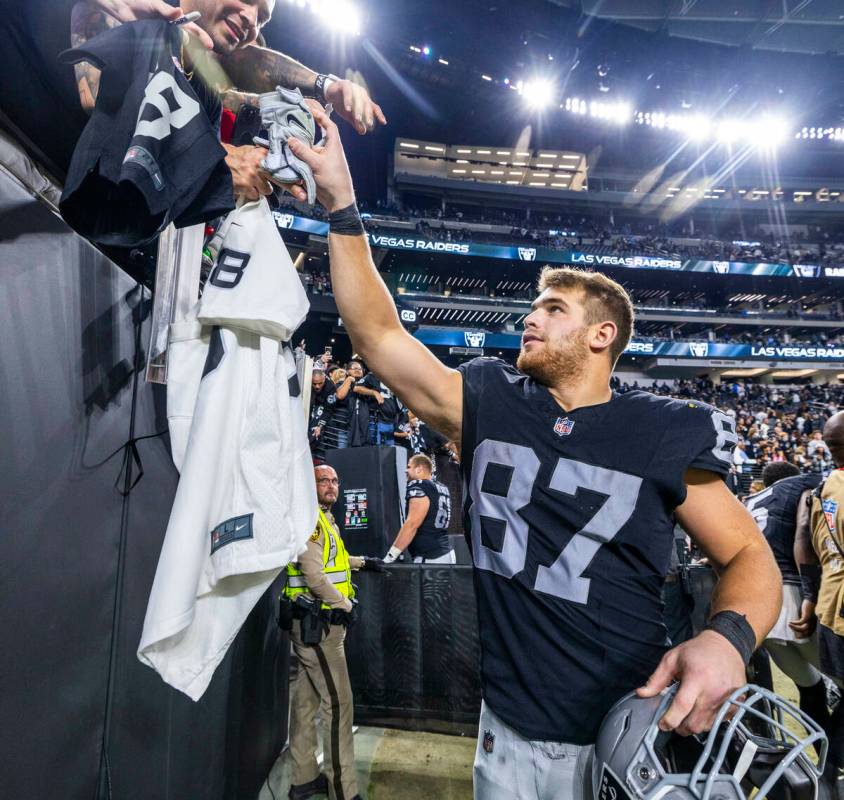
[521,79,556,111]
[716,118,746,144]
[751,115,790,149]
[310,0,361,35]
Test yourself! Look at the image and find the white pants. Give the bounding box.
[765,584,823,688]
[473,701,593,800]
[412,549,457,564]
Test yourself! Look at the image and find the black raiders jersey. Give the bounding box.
[59,19,233,247]
[744,474,821,586]
[458,358,736,744]
[405,479,452,559]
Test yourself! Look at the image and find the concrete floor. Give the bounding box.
[258,725,475,800]
[258,663,809,800]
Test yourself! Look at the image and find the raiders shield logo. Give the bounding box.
[482,730,495,754]
[596,764,633,800]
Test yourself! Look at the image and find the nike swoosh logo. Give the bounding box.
[235,523,248,531]
[286,114,308,135]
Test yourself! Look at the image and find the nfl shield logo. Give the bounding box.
[554,417,575,436]
[482,730,495,754]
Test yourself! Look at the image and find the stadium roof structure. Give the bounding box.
[551,0,844,55]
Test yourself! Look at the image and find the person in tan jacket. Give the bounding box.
[283,464,385,800]
[794,410,844,795]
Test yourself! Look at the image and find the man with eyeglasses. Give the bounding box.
[282,464,385,800]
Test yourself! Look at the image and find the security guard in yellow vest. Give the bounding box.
[283,464,385,800]
[795,410,844,793]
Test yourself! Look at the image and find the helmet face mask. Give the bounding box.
[593,684,827,800]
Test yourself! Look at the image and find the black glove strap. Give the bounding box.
[799,564,821,603]
[329,203,364,236]
[705,610,756,665]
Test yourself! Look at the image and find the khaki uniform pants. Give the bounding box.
[289,620,357,800]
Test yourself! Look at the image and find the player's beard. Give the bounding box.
[517,327,590,388]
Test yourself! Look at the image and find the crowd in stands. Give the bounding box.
[307,353,458,466]
[612,377,843,488]
[298,268,843,348]
[276,194,844,268]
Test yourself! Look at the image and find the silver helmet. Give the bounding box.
[593,684,827,800]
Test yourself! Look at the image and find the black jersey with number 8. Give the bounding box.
[458,357,736,743]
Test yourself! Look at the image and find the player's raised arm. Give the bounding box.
[287,104,463,441]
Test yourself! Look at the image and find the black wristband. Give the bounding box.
[799,564,822,603]
[329,203,364,236]
[705,610,756,665]
[314,73,336,102]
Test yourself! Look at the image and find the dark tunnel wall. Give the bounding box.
[0,163,288,800]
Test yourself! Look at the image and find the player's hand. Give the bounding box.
[222,143,273,201]
[789,599,817,638]
[94,0,213,48]
[324,79,386,135]
[361,557,388,573]
[637,630,746,736]
[373,391,385,405]
[311,427,322,440]
[286,103,355,211]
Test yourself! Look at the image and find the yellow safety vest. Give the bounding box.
[284,509,355,609]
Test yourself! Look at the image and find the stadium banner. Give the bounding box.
[413,327,844,362]
[273,211,841,278]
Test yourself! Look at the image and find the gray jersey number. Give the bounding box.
[710,410,739,464]
[744,487,773,533]
[469,440,641,604]
[435,490,451,529]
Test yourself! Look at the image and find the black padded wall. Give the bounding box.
[0,166,287,799]
[346,567,482,735]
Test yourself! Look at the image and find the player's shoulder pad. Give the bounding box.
[627,391,732,426]
[457,356,520,388]
[407,479,428,498]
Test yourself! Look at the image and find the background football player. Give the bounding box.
[287,103,782,800]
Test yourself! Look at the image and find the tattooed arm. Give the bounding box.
[69,2,119,113]
[219,45,386,135]
[220,45,317,97]
[69,1,213,114]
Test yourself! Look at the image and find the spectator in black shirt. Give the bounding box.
[318,367,356,452]
[353,365,399,446]
[395,410,447,459]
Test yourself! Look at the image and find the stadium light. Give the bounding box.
[751,116,789,149]
[301,0,362,35]
[520,79,556,111]
[716,119,745,144]
[564,97,631,125]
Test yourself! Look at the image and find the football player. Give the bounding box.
[384,454,454,564]
[288,106,782,800]
[744,462,827,731]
